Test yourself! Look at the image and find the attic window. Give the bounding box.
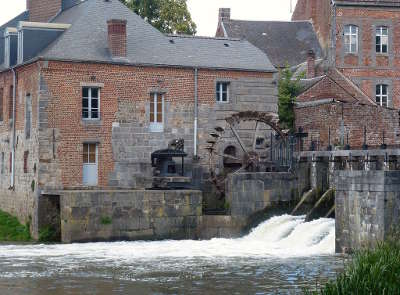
[224,43,230,47]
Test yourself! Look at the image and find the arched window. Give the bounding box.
[344,25,358,54]
[376,26,388,54]
[376,84,388,107]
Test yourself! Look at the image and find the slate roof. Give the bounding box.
[0,11,29,71]
[1,0,276,72]
[221,20,322,68]
[334,0,400,6]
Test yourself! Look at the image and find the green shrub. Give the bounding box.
[101,216,112,225]
[307,241,400,295]
[0,210,31,241]
[38,226,58,242]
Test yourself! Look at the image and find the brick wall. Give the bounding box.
[292,0,331,52]
[38,61,276,189]
[27,0,62,22]
[334,6,400,108]
[295,101,400,150]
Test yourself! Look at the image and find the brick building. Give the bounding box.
[0,0,277,236]
[292,0,400,149]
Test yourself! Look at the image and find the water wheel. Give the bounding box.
[205,111,286,197]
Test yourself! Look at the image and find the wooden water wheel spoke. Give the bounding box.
[229,123,248,155]
[252,121,260,150]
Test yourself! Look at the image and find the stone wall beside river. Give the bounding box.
[60,190,202,243]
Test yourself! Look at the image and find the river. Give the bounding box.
[0,215,345,294]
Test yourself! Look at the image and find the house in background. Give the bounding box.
[0,0,277,238]
[215,8,323,71]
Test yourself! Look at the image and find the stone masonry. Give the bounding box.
[334,170,400,253]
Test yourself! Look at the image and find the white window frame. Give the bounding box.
[149,93,164,133]
[376,84,388,107]
[216,82,230,103]
[82,87,100,120]
[376,26,388,54]
[344,25,358,54]
[82,143,98,186]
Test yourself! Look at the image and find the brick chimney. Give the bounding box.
[218,8,231,23]
[307,50,316,79]
[107,19,127,58]
[27,0,62,22]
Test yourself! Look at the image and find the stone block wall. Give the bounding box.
[225,172,298,218]
[60,189,202,243]
[334,170,400,253]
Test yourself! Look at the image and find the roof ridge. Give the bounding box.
[167,34,241,41]
[225,19,313,24]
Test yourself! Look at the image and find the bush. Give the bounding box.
[38,226,58,242]
[307,241,400,295]
[0,210,31,242]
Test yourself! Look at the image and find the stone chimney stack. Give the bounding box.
[107,19,127,58]
[27,0,62,22]
[218,8,231,23]
[307,50,316,79]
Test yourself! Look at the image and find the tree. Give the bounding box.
[121,0,197,35]
[278,66,304,131]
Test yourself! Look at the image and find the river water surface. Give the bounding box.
[0,215,344,294]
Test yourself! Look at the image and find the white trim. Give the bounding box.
[18,21,71,30]
[376,84,388,107]
[376,26,388,54]
[149,92,164,132]
[344,25,358,54]
[82,87,100,120]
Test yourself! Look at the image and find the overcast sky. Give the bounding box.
[0,0,297,36]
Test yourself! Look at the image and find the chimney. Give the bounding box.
[307,50,316,79]
[218,8,231,23]
[107,19,127,58]
[27,0,62,22]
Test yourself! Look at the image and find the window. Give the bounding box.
[23,151,29,174]
[149,93,164,132]
[0,88,3,122]
[376,26,388,54]
[83,143,98,186]
[376,84,388,107]
[82,87,100,120]
[216,82,230,103]
[25,94,31,139]
[344,25,358,54]
[9,85,13,120]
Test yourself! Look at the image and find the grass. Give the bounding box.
[0,210,31,242]
[307,240,400,295]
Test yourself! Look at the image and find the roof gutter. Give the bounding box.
[193,68,199,158]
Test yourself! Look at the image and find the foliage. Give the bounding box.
[0,210,31,242]
[38,226,58,243]
[278,66,304,131]
[307,240,400,295]
[121,0,196,35]
[101,216,112,225]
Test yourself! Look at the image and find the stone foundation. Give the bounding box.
[60,190,202,243]
[334,171,400,253]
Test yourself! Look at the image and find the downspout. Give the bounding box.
[193,68,198,158]
[10,67,16,189]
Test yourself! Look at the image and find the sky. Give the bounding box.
[0,0,297,36]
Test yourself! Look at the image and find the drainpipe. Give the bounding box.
[194,68,198,158]
[10,67,16,189]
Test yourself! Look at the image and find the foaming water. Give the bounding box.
[0,215,334,259]
[0,215,339,295]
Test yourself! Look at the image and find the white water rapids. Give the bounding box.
[0,215,335,259]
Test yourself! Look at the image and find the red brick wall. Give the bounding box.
[292,0,331,51]
[27,0,62,22]
[40,61,273,188]
[295,102,400,150]
[335,6,400,108]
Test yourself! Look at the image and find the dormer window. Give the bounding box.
[3,27,17,68]
[344,25,358,54]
